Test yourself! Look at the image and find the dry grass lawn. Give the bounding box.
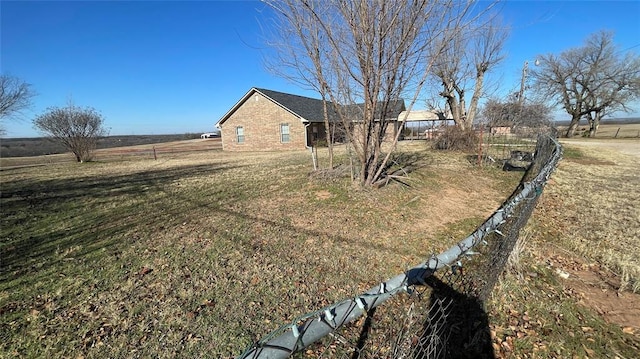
[538,138,640,292]
[486,137,640,358]
[2,137,639,358]
[1,141,521,358]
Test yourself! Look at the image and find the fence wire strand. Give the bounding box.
[238,133,562,359]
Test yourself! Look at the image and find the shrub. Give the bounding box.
[432,126,479,151]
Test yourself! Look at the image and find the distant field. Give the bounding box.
[0,134,203,158]
[590,123,640,138]
[557,122,640,138]
[0,138,222,169]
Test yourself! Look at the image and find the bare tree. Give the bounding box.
[33,102,107,162]
[531,31,640,137]
[264,2,337,169]
[481,98,552,132]
[432,16,507,130]
[265,0,491,186]
[0,74,36,135]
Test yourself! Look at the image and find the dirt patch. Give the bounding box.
[540,246,640,336]
[314,190,333,200]
[564,157,616,166]
[417,185,500,227]
[530,138,640,337]
[561,138,640,158]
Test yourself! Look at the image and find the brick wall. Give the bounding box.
[220,92,308,151]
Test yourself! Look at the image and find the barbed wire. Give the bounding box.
[237,134,562,359]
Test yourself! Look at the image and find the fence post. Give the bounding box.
[478,126,484,167]
[153,146,157,160]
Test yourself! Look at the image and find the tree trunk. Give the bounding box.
[565,114,581,138]
[443,90,463,129]
[466,70,485,128]
[588,122,598,137]
[320,95,334,169]
[588,111,601,138]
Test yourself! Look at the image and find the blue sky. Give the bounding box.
[1,0,639,138]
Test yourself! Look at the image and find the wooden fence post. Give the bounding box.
[478,127,484,167]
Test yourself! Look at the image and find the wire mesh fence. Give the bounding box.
[476,126,550,171]
[238,132,562,359]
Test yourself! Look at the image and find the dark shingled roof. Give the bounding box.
[218,87,406,125]
[255,88,331,122]
[257,88,406,123]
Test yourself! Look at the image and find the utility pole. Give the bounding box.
[518,61,529,108]
[518,59,539,108]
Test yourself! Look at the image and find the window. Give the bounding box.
[280,123,290,143]
[236,126,245,144]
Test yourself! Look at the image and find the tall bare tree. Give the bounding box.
[265,0,490,186]
[33,102,107,162]
[0,74,36,135]
[432,16,507,130]
[531,31,640,137]
[264,2,337,169]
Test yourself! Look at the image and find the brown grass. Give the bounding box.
[535,139,640,292]
[2,136,639,358]
[0,140,521,358]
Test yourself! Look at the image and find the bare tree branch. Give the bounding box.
[531,30,640,137]
[432,13,508,130]
[0,74,36,135]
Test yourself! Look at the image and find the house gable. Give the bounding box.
[218,89,307,151]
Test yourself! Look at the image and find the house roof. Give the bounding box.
[256,88,333,122]
[216,87,406,127]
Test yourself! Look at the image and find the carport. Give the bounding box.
[397,110,453,139]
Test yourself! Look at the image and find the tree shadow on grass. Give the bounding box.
[0,163,240,285]
[1,157,423,289]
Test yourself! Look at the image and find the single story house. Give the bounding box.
[215,87,406,151]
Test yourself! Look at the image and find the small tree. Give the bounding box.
[33,102,107,162]
[0,74,36,136]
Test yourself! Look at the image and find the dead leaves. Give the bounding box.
[187,299,216,320]
[138,266,153,277]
